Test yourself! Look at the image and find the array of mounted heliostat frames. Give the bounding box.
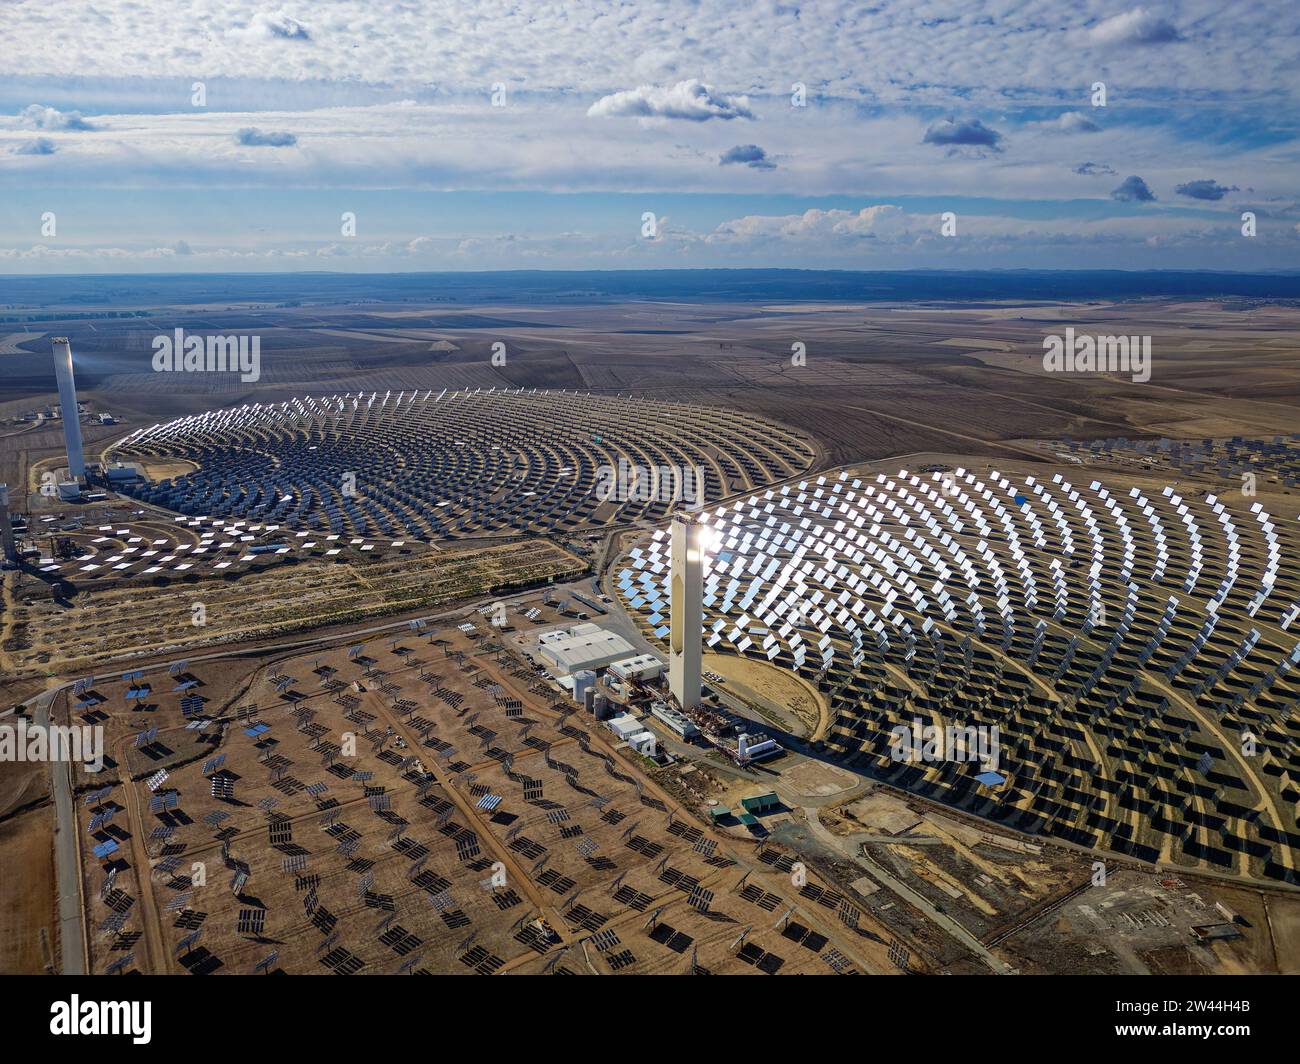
[110,387,814,540]
[618,467,1300,883]
[40,515,402,580]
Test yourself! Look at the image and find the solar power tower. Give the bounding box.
[50,337,86,481]
[668,513,704,709]
[0,483,16,564]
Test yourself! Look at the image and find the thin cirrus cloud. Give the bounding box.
[588,80,754,121]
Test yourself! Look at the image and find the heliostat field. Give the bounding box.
[112,388,816,539]
[617,459,1300,885]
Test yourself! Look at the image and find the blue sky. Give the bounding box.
[1,1,1297,273]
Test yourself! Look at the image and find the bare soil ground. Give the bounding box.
[7,300,1300,486]
[0,807,57,973]
[702,652,830,739]
[2,538,584,700]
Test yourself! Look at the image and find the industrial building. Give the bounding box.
[648,699,700,740]
[606,713,658,757]
[104,462,144,487]
[607,714,643,742]
[740,792,782,815]
[537,623,635,676]
[737,732,782,764]
[606,653,664,684]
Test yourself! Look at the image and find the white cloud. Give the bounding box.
[707,206,913,244]
[0,2,1295,271]
[12,136,56,155]
[1089,7,1183,46]
[243,11,312,41]
[4,1,1284,105]
[20,104,95,131]
[0,96,1292,211]
[4,202,1298,273]
[1054,112,1101,134]
[587,80,754,122]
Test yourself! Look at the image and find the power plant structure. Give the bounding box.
[668,513,704,709]
[0,483,17,566]
[51,337,86,482]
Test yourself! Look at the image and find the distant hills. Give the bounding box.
[4,269,1300,308]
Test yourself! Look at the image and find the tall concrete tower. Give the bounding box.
[50,337,86,481]
[0,483,17,565]
[668,514,704,709]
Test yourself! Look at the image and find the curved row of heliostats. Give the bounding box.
[618,465,1300,879]
[624,467,1298,659]
[113,388,816,539]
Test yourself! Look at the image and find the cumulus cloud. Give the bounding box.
[707,205,911,244]
[587,79,753,121]
[19,104,95,131]
[1089,7,1183,46]
[236,127,298,147]
[1054,112,1100,134]
[248,12,311,41]
[1175,179,1239,201]
[1111,175,1156,202]
[720,144,774,169]
[922,117,1002,151]
[12,137,57,155]
[1074,161,1117,176]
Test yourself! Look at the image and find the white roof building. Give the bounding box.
[608,714,643,740]
[607,653,664,683]
[537,623,635,675]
